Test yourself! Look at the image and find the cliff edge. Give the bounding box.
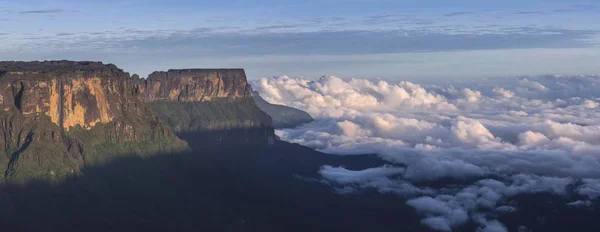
[140,69,275,147]
[0,61,188,182]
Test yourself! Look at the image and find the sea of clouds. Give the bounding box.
[251,75,600,231]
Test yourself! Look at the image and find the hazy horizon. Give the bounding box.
[1,0,599,80]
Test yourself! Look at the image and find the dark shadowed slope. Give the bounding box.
[252,91,314,129]
[0,138,422,232]
[142,69,276,146]
[0,130,600,232]
[1,135,599,232]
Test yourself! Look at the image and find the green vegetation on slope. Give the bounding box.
[0,104,189,183]
[0,109,81,183]
[64,104,189,167]
[149,99,273,133]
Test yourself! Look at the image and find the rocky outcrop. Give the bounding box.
[141,69,251,102]
[1,61,142,131]
[252,91,314,129]
[0,61,188,182]
[140,69,275,146]
[0,61,277,182]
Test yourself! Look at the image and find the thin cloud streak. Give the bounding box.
[19,9,80,14]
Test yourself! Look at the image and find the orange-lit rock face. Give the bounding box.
[0,62,253,131]
[0,61,142,131]
[141,69,251,103]
[1,76,121,131]
[0,61,192,182]
[57,78,114,130]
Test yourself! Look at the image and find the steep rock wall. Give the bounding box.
[0,61,142,131]
[141,69,275,146]
[0,61,188,182]
[141,69,250,102]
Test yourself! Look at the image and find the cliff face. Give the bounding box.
[0,62,276,182]
[0,61,188,182]
[141,69,250,102]
[141,69,275,146]
[1,61,142,131]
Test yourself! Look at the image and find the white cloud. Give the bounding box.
[493,88,514,98]
[566,200,593,207]
[401,175,571,231]
[318,165,435,196]
[420,216,453,232]
[403,158,487,182]
[253,75,600,231]
[319,165,404,185]
[583,100,598,109]
[578,179,600,199]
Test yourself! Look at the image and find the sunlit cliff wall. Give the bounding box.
[0,61,187,182]
[141,69,275,146]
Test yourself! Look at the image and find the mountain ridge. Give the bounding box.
[141,68,276,146]
[0,61,273,182]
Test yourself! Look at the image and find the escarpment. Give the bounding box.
[141,69,251,102]
[140,69,275,148]
[0,61,188,182]
[0,62,276,182]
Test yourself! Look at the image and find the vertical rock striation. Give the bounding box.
[0,61,188,182]
[141,69,251,102]
[0,61,276,182]
[140,69,275,147]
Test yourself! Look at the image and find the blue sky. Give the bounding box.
[1,0,599,80]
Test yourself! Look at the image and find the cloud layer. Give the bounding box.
[252,75,600,231]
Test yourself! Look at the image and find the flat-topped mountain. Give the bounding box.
[0,61,145,131]
[142,69,251,102]
[0,60,121,73]
[0,61,189,182]
[0,61,273,182]
[140,68,275,146]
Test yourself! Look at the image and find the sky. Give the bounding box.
[1,0,599,80]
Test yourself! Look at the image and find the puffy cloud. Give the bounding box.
[318,165,435,196]
[407,197,469,230]
[420,217,453,232]
[566,200,593,207]
[461,88,483,103]
[493,88,514,98]
[518,131,550,148]
[583,100,598,109]
[253,75,600,231]
[319,165,404,185]
[403,158,487,182]
[578,179,600,199]
[518,78,548,92]
[450,117,502,149]
[403,175,571,231]
[473,215,508,232]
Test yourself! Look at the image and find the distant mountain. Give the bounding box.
[252,91,314,129]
